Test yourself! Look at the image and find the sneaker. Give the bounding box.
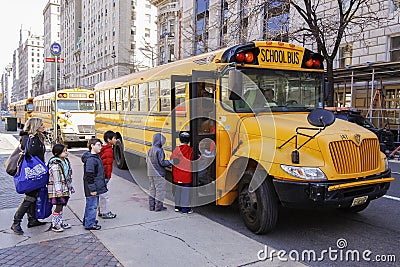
[174,208,180,212]
[61,223,71,229]
[100,212,117,219]
[182,209,194,214]
[51,225,64,232]
[11,223,24,235]
[85,224,101,230]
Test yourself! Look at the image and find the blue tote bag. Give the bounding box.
[36,186,53,219]
[14,138,49,194]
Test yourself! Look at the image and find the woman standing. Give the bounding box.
[11,117,47,235]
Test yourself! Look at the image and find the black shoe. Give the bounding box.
[27,220,47,228]
[82,219,98,226]
[155,207,167,212]
[11,223,24,235]
[85,225,101,230]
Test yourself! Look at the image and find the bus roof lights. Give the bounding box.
[236,52,245,62]
[89,94,94,98]
[244,52,254,63]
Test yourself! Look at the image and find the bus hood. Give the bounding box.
[238,113,384,178]
[58,112,95,133]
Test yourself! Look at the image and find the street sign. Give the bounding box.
[50,42,62,56]
[45,57,64,63]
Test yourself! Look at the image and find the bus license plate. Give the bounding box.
[351,196,368,207]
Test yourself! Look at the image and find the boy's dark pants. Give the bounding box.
[149,176,166,211]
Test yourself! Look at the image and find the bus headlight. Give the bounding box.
[280,165,327,181]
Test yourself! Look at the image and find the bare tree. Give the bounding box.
[289,0,389,106]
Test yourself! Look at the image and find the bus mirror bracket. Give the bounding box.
[228,69,243,100]
[278,109,335,164]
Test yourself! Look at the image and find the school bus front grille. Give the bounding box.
[78,125,95,134]
[329,138,380,174]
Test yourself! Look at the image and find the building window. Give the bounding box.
[390,36,400,62]
[197,0,209,14]
[145,14,151,23]
[145,28,150,38]
[263,0,289,42]
[339,44,353,68]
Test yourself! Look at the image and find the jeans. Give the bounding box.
[99,179,110,214]
[174,183,191,213]
[84,195,99,228]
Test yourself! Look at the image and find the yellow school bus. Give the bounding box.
[94,41,393,234]
[9,97,34,128]
[32,88,95,145]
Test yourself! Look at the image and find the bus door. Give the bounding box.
[191,70,217,204]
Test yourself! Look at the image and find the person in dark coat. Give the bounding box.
[146,133,172,211]
[81,138,107,230]
[11,117,47,235]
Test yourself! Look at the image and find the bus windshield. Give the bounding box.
[27,103,34,111]
[57,100,94,111]
[221,69,324,113]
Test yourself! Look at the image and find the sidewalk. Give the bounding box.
[0,133,305,267]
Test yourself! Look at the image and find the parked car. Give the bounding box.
[1,112,10,121]
[326,107,395,155]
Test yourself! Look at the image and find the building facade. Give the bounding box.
[14,29,44,101]
[0,64,13,110]
[60,0,157,90]
[151,0,290,64]
[43,0,61,94]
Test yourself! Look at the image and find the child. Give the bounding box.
[81,138,108,230]
[98,130,117,219]
[171,132,193,214]
[48,144,75,232]
[146,133,172,211]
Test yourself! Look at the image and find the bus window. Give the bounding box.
[160,79,171,112]
[104,90,110,110]
[148,81,159,112]
[116,88,122,111]
[110,88,116,111]
[130,85,137,111]
[100,91,105,110]
[138,83,147,111]
[57,100,94,111]
[122,86,129,111]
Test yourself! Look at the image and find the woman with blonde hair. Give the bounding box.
[11,117,47,235]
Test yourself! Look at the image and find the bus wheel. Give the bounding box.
[339,201,370,213]
[114,139,128,169]
[238,171,278,234]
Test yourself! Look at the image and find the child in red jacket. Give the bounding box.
[98,130,117,219]
[171,132,193,214]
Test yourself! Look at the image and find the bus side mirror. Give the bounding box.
[228,69,243,100]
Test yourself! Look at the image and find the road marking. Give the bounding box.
[384,195,400,201]
[392,171,400,175]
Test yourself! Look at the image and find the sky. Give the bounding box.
[0,0,48,72]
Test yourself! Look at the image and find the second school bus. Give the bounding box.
[94,41,393,234]
[9,97,34,128]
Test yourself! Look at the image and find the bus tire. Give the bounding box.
[238,171,278,234]
[114,139,128,169]
[339,201,370,213]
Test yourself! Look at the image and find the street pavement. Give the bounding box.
[0,127,305,267]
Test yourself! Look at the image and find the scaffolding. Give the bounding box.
[333,61,400,143]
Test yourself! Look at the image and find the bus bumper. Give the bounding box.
[272,169,393,209]
[62,133,95,142]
